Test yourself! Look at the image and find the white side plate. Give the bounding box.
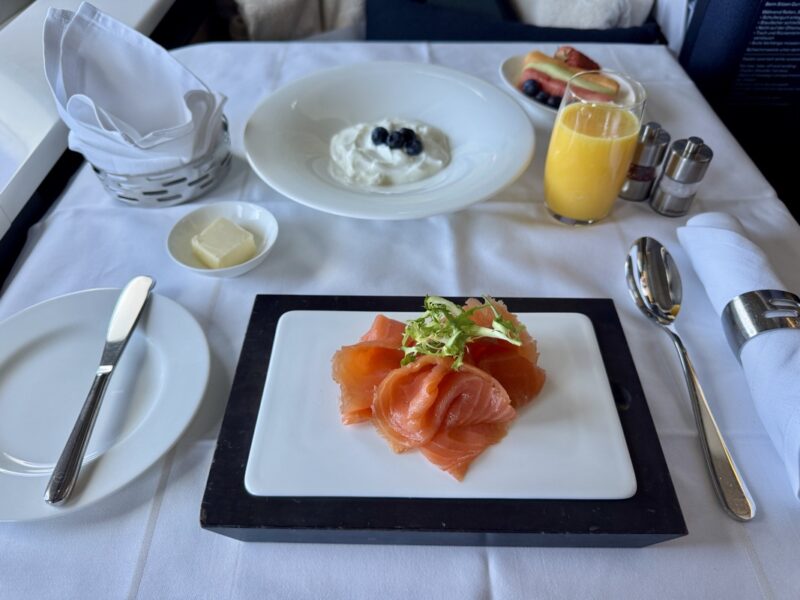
[0,289,209,521]
[245,310,636,500]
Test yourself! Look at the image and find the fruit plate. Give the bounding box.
[244,61,535,220]
[499,54,559,122]
[200,295,687,547]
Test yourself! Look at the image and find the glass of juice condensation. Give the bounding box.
[544,70,646,225]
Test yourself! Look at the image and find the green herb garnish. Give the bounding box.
[400,296,522,369]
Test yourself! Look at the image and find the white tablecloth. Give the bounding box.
[2,42,800,599]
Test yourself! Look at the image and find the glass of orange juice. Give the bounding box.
[544,70,646,225]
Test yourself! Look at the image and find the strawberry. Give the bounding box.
[554,46,601,71]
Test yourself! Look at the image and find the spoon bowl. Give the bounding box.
[626,237,682,326]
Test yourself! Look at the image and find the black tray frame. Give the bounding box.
[201,295,687,547]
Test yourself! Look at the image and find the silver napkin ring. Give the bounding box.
[722,289,800,359]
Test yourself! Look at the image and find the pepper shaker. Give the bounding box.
[649,137,713,217]
[619,122,670,202]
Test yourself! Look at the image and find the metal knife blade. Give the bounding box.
[44,276,156,505]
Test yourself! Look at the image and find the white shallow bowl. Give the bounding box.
[499,55,558,123]
[244,61,535,220]
[167,201,279,277]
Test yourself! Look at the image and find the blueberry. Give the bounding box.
[399,127,416,144]
[547,95,562,108]
[404,138,424,156]
[386,131,404,149]
[521,79,540,97]
[371,126,389,145]
[534,90,550,104]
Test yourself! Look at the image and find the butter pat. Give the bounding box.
[191,217,257,269]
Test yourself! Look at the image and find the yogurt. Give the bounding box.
[329,119,450,187]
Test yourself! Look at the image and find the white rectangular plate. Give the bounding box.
[245,311,636,500]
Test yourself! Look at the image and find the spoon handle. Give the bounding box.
[663,327,755,521]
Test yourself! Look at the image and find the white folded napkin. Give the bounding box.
[43,2,226,175]
[678,212,800,498]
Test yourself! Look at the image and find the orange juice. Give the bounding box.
[544,103,640,223]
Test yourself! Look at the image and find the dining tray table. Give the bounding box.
[1,41,798,599]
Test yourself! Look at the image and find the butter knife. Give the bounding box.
[44,276,156,505]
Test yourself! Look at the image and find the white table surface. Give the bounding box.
[1,41,800,599]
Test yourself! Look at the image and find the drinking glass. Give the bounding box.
[543,70,646,225]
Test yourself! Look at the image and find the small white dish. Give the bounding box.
[0,289,209,521]
[167,201,279,278]
[499,55,558,122]
[244,61,535,220]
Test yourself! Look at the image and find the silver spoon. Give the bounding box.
[626,237,755,521]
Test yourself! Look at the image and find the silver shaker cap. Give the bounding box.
[631,122,670,167]
[662,137,713,184]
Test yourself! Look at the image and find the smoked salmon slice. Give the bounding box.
[331,299,546,480]
[358,314,406,346]
[372,355,515,479]
[463,298,546,408]
[332,315,405,424]
[420,422,511,481]
[371,355,455,451]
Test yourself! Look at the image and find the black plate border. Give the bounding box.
[201,295,687,547]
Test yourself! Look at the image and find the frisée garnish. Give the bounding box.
[401,296,522,369]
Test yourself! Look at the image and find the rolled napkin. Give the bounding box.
[678,212,800,498]
[43,2,226,175]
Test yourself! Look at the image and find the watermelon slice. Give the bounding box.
[516,50,618,102]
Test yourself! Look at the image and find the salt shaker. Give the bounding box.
[649,137,713,217]
[619,122,670,202]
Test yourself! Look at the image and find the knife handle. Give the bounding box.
[44,369,112,505]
